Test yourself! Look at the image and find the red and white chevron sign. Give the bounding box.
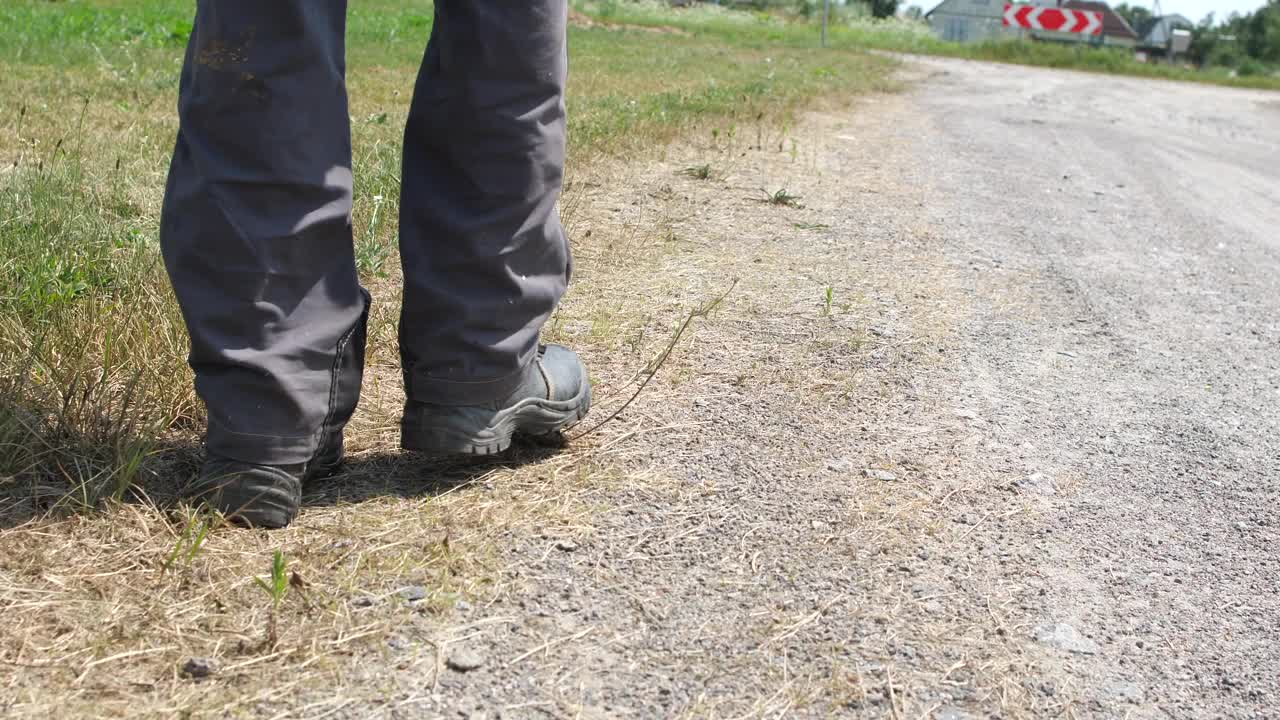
[1003,4,1103,35]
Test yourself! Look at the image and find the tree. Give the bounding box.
[868,0,899,18]
[1188,15,1240,68]
[1185,0,1280,70]
[1243,0,1280,62]
[1113,2,1153,32]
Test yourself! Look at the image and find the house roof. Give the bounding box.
[1061,1,1139,40]
[1136,14,1194,46]
[923,0,1013,20]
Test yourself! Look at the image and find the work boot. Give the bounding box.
[401,344,591,456]
[185,439,344,529]
[185,292,366,529]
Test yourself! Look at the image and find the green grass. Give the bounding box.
[0,0,895,511]
[858,30,1280,91]
[252,549,291,646]
[580,1,1280,92]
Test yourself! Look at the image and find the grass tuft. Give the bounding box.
[253,549,291,647]
[678,163,715,180]
[759,187,804,207]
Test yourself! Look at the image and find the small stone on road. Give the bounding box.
[447,647,486,673]
[180,657,218,679]
[1104,681,1145,704]
[1036,623,1100,655]
[1016,472,1057,496]
[398,585,429,603]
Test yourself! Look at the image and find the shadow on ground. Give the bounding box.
[302,440,567,508]
[0,433,565,530]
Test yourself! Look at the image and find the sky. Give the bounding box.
[1155,0,1266,23]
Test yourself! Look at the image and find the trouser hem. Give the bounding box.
[204,289,370,468]
[205,421,319,467]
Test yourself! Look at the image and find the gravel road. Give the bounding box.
[902,57,1280,718]
[325,59,1279,719]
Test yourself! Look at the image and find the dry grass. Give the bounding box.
[0,1,908,716]
[0,452,612,717]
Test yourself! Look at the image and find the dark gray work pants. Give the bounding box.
[160,1,570,466]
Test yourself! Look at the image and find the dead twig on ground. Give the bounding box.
[762,598,839,648]
[509,626,596,665]
[570,279,737,441]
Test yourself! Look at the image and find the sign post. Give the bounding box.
[821,0,831,48]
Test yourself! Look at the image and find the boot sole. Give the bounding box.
[401,377,592,456]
